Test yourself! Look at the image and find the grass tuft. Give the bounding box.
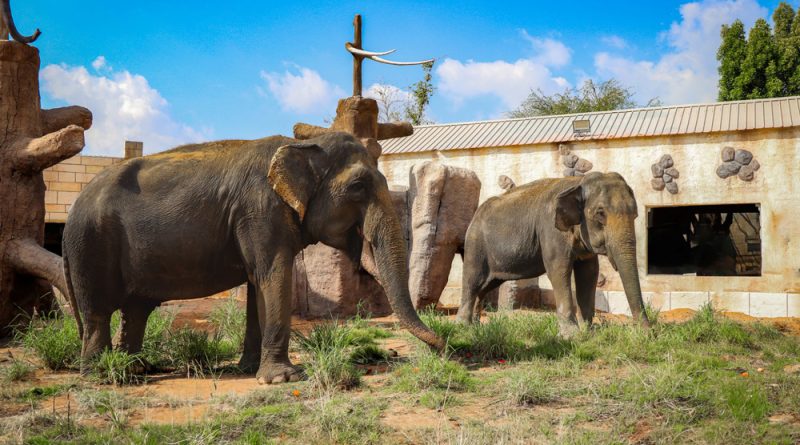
[16,313,81,370]
[2,359,35,382]
[92,350,143,385]
[294,322,362,392]
[209,292,246,352]
[392,348,472,392]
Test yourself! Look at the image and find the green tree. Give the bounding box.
[404,61,435,125]
[507,79,659,118]
[718,20,748,101]
[773,2,794,39]
[737,19,780,99]
[719,4,800,100]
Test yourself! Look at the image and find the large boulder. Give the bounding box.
[408,162,481,309]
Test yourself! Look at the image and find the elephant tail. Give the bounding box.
[62,252,84,341]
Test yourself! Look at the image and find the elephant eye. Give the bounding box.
[594,208,607,225]
[348,181,368,201]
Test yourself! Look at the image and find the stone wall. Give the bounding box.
[379,128,800,317]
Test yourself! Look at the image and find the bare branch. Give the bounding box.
[0,0,40,44]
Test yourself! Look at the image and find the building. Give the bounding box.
[379,96,800,318]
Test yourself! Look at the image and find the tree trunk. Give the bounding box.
[0,40,91,335]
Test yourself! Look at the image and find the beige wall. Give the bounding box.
[43,155,122,223]
[379,128,800,316]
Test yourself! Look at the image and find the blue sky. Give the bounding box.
[16,0,786,155]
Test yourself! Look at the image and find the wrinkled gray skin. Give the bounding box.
[63,132,443,384]
[456,172,650,335]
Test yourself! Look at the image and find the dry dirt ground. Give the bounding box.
[1,296,799,444]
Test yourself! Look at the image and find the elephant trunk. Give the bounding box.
[606,218,650,328]
[363,191,445,351]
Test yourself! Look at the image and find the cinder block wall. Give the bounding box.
[43,155,122,223]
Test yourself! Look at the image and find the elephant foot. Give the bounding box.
[256,362,306,385]
[455,310,473,325]
[557,321,580,340]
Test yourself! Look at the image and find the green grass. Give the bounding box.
[164,327,238,377]
[293,322,363,392]
[91,350,143,385]
[209,292,247,353]
[7,307,800,445]
[392,348,473,392]
[16,313,81,370]
[2,359,35,382]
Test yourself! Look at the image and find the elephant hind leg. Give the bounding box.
[573,257,599,327]
[115,299,159,355]
[472,279,502,323]
[238,282,261,373]
[81,309,114,373]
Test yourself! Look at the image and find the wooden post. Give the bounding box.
[352,14,363,97]
[0,40,91,334]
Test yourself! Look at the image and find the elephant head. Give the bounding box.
[268,132,445,350]
[555,172,650,326]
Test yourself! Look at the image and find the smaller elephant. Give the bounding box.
[457,172,650,335]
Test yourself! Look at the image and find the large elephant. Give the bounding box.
[456,172,650,335]
[63,132,443,383]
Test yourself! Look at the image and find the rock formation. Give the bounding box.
[650,154,679,194]
[716,146,759,181]
[408,162,481,309]
[561,145,593,177]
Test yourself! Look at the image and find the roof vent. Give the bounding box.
[572,119,591,137]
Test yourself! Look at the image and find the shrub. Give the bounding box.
[140,308,176,368]
[2,359,35,382]
[294,323,362,392]
[17,313,81,370]
[467,315,527,361]
[166,328,236,377]
[507,370,557,406]
[92,350,143,385]
[209,293,246,352]
[392,349,472,392]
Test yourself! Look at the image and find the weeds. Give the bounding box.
[16,313,81,370]
[392,348,472,392]
[294,322,362,392]
[209,291,246,352]
[92,350,143,385]
[165,327,237,377]
[2,359,35,382]
[140,308,176,367]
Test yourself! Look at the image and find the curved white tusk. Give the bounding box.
[367,55,435,66]
[345,43,396,57]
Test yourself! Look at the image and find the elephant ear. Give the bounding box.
[268,143,327,222]
[554,182,584,231]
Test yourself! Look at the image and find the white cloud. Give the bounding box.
[41,58,208,156]
[601,35,628,49]
[520,31,572,68]
[437,33,571,109]
[260,66,345,114]
[594,0,766,105]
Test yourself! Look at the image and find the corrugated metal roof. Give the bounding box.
[381,96,800,155]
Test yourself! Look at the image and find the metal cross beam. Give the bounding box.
[346,14,433,97]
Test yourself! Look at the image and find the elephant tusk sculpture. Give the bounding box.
[0,0,41,44]
[347,14,434,96]
[344,43,396,58]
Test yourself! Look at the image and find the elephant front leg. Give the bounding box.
[545,260,579,339]
[254,253,304,385]
[238,283,262,373]
[573,257,599,327]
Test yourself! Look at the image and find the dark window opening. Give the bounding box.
[647,204,761,276]
[44,223,64,256]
